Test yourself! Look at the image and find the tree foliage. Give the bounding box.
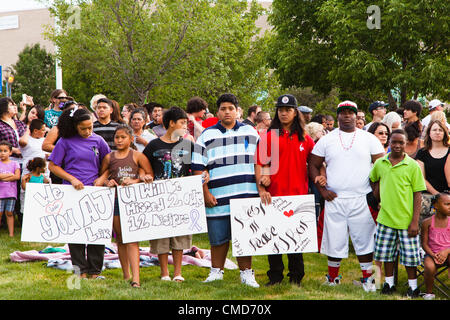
[46,0,278,111]
[268,0,450,111]
[9,43,56,106]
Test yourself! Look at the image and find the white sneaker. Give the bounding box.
[422,293,435,300]
[323,274,342,286]
[352,277,377,292]
[240,269,260,288]
[361,278,377,292]
[203,267,224,283]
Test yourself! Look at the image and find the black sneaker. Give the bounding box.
[380,282,396,295]
[406,287,420,298]
[289,278,302,286]
[265,280,282,287]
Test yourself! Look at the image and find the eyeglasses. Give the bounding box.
[56,96,68,100]
[376,131,389,136]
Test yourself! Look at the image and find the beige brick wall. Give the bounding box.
[0,8,55,72]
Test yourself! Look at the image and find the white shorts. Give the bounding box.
[320,196,376,258]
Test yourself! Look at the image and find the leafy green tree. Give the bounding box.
[46,0,277,112]
[269,0,449,111]
[9,44,55,106]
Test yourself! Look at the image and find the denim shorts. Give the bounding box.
[0,198,16,213]
[206,215,232,246]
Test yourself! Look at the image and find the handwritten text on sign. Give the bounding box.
[21,184,115,245]
[230,195,318,256]
[117,175,207,243]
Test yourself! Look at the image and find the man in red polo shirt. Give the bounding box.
[255,94,315,286]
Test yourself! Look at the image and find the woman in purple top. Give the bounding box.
[48,106,111,279]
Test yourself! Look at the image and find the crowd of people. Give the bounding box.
[0,90,448,299]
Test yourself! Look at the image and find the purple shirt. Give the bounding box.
[0,160,20,199]
[48,133,110,186]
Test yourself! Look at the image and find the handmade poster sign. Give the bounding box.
[230,194,318,257]
[21,184,115,245]
[117,175,207,243]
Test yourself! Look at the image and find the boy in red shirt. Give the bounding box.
[255,94,315,286]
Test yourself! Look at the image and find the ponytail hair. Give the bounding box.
[431,191,450,206]
[26,157,46,172]
[114,124,138,150]
[57,106,92,138]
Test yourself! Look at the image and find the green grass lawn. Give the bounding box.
[0,223,448,301]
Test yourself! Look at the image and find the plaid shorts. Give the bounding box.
[0,198,16,213]
[374,223,421,267]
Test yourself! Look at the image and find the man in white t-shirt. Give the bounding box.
[19,119,50,218]
[20,120,49,175]
[421,99,449,128]
[309,100,385,292]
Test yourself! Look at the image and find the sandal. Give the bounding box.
[130,281,141,288]
[173,275,185,282]
[161,276,171,281]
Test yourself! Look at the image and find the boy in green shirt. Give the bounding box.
[369,129,426,298]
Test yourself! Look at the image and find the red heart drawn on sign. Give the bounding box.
[45,200,63,215]
[283,209,294,217]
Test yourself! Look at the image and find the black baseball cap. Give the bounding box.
[369,101,388,113]
[276,94,298,108]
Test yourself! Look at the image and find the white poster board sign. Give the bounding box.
[230,195,318,257]
[21,184,115,245]
[117,175,207,243]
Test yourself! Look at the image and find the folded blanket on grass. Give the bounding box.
[10,244,238,271]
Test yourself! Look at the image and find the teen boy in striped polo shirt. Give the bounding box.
[192,93,260,288]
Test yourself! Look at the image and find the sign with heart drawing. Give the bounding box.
[21,184,115,245]
[230,194,317,257]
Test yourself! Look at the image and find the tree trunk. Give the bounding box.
[400,87,407,106]
[387,91,396,111]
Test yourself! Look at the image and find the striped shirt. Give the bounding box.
[93,120,120,150]
[192,121,259,218]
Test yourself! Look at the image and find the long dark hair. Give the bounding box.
[0,97,15,117]
[368,122,391,148]
[268,107,306,141]
[57,106,92,138]
[24,105,45,124]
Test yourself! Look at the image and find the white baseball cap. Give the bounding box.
[428,99,443,110]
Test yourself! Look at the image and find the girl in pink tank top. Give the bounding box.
[95,124,154,288]
[421,192,450,299]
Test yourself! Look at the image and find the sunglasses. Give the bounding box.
[60,101,77,109]
[376,131,389,136]
[56,96,68,100]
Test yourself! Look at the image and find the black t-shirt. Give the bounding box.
[415,147,450,192]
[143,138,193,180]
